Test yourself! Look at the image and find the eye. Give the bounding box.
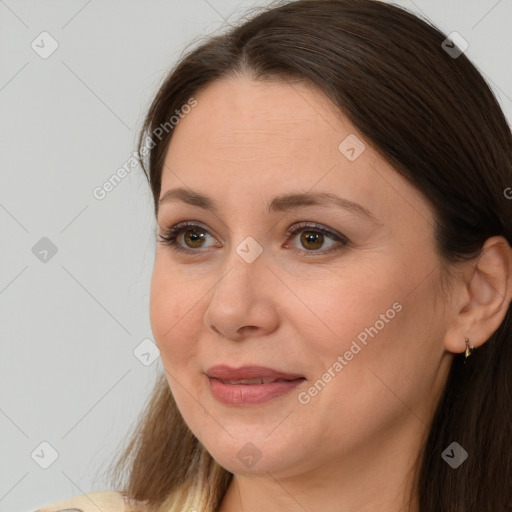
[157,220,349,256]
[157,221,219,253]
[284,222,349,255]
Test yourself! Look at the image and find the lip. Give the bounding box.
[205,365,306,406]
[205,365,305,381]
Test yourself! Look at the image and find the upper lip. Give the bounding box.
[205,365,305,381]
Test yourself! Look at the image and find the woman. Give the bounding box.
[33,0,512,511]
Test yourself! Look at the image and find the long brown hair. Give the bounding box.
[102,1,512,510]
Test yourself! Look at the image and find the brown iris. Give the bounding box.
[183,229,206,248]
[300,231,324,250]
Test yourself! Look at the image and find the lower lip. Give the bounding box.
[207,376,306,405]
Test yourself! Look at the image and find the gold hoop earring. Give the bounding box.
[464,337,474,360]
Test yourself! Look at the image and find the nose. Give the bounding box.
[203,249,279,341]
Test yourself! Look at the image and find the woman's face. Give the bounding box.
[150,75,454,478]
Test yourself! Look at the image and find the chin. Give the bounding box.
[198,432,307,477]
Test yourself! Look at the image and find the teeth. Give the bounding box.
[221,377,292,385]
[224,378,263,384]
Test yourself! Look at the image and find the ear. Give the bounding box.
[443,235,512,354]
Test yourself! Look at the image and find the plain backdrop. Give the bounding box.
[1,1,511,511]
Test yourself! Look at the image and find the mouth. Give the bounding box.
[205,364,305,382]
[205,365,306,405]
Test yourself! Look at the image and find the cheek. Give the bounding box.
[296,257,433,386]
[297,267,402,356]
[304,268,442,427]
[149,261,203,366]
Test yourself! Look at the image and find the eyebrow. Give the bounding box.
[158,187,379,223]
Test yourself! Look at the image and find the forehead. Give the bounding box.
[161,75,433,226]
[167,75,344,164]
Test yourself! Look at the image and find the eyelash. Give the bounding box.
[157,221,349,257]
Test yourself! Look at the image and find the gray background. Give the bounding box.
[1,1,511,511]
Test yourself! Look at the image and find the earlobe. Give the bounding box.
[443,235,512,355]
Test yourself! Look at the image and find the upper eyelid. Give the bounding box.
[160,220,342,236]
[160,220,214,237]
[287,221,347,239]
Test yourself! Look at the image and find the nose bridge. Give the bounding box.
[212,236,266,303]
[203,236,278,337]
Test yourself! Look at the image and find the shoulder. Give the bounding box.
[32,491,132,512]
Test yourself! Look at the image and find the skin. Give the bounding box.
[149,75,512,512]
